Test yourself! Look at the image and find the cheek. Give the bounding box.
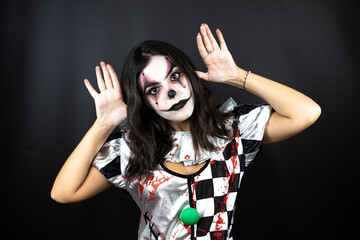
[175,76,192,95]
[145,95,159,107]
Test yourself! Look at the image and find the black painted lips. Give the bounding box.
[167,96,191,111]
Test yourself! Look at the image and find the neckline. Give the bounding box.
[171,130,190,134]
[160,160,210,179]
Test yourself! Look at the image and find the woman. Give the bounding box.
[51,24,321,239]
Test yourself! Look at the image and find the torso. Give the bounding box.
[162,161,207,175]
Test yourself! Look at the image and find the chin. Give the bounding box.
[164,110,193,123]
[159,103,194,123]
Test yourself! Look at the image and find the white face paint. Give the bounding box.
[140,55,194,123]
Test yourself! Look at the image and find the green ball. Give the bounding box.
[179,207,200,225]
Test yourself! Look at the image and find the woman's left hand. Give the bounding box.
[196,24,240,83]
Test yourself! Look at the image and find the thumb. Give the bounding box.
[195,71,209,81]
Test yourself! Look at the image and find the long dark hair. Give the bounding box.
[120,40,233,180]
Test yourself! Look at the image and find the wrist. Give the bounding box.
[93,119,118,133]
[224,67,248,90]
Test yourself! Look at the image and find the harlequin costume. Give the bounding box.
[92,98,272,239]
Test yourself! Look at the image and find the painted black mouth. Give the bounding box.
[166,96,191,111]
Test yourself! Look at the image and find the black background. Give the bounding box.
[2,0,359,239]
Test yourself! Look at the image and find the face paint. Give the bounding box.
[166,57,186,88]
[165,57,176,79]
[142,73,159,103]
[140,55,195,123]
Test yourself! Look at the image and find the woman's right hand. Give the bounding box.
[84,61,127,127]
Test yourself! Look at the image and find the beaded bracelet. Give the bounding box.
[242,70,251,90]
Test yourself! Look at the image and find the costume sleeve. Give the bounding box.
[92,130,130,189]
[234,104,272,167]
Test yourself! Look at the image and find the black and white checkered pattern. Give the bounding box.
[188,104,271,239]
[193,158,243,239]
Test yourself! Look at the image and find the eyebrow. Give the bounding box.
[142,73,158,93]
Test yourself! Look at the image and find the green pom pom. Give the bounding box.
[179,207,200,225]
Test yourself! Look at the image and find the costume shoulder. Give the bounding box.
[92,121,131,189]
[233,103,272,142]
[221,98,272,167]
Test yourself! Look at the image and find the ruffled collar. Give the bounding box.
[164,98,237,166]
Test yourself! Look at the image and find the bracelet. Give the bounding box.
[242,70,251,90]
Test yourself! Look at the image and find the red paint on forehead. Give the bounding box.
[165,57,170,78]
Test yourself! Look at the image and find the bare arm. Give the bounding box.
[196,24,321,145]
[225,69,321,144]
[51,62,127,203]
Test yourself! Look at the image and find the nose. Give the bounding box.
[168,89,176,99]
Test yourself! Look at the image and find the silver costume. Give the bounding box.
[93,98,272,239]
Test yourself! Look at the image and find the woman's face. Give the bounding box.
[140,55,194,123]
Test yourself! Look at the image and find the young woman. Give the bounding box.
[51,24,321,239]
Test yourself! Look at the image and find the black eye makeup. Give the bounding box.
[148,87,160,96]
[170,72,180,81]
[169,68,186,88]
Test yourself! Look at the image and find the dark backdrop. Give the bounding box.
[2,0,359,239]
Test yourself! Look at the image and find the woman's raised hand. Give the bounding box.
[196,24,241,83]
[84,61,127,127]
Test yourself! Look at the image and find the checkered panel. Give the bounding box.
[190,116,261,239]
[210,161,230,178]
[193,158,241,239]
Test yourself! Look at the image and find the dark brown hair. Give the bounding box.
[120,40,232,180]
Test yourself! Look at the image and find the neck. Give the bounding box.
[168,119,190,132]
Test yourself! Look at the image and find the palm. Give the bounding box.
[94,88,127,127]
[196,24,239,83]
[84,62,127,127]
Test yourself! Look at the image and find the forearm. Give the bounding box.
[226,67,321,123]
[51,120,115,199]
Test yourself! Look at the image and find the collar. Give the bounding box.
[164,98,237,166]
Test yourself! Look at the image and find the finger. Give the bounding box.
[204,24,220,50]
[195,71,209,81]
[95,66,106,91]
[216,28,228,50]
[100,61,114,89]
[107,64,121,89]
[84,79,99,99]
[200,24,214,53]
[196,33,208,59]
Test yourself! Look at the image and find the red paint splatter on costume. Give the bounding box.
[214,214,225,229]
[170,229,180,239]
[190,180,199,207]
[148,173,170,195]
[147,196,161,203]
[180,222,191,235]
[137,176,145,197]
[197,228,207,234]
[136,172,174,205]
